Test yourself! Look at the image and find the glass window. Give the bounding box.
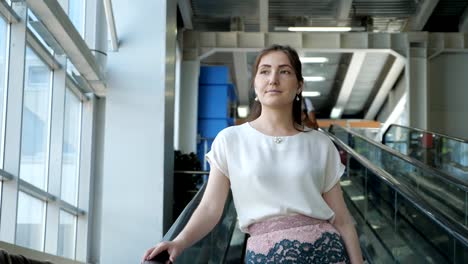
[0,18,8,168]
[69,0,85,37]
[16,192,46,251]
[27,11,54,55]
[67,0,86,75]
[19,47,52,190]
[58,210,76,259]
[61,88,82,205]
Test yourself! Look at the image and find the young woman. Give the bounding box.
[142,45,363,264]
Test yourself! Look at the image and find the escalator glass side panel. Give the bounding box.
[341,154,394,263]
[336,143,460,263]
[174,192,237,264]
[454,239,468,263]
[395,190,452,263]
[384,125,468,182]
[332,125,468,229]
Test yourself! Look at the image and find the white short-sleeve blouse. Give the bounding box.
[205,122,345,233]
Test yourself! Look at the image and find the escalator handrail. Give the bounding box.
[145,182,208,264]
[332,125,468,191]
[323,130,468,247]
[383,124,468,144]
[163,181,207,241]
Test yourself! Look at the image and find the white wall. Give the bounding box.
[178,61,200,154]
[407,51,428,130]
[428,53,468,139]
[377,71,407,123]
[99,0,177,263]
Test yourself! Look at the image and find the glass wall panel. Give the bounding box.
[67,0,86,75]
[16,192,46,251]
[0,18,8,168]
[69,0,85,37]
[19,47,52,190]
[58,210,76,259]
[61,88,82,205]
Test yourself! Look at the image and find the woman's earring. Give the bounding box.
[296,95,300,101]
[255,96,259,101]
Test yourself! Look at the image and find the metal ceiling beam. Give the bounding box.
[26,0,106,96]
[406,0,439,31]
[186,31,468,60]
[178,0,193,30]
[364,55,405,119]
[103,0,119,51]
[336,0,352,26]
[459,5,468,32]
[232,52,249,105]
[332,51,366,119]
[0,0,19,23]
[259,0,268,32]
[183,31,411,59]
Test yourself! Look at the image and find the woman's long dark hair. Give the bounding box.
[247,45,304,128]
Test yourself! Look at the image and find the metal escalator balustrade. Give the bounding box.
[383,124,468,182]
[330,125,468,229]
[145,173,238,264]
[324,130,468,263]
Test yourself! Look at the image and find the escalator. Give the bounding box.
[329,125,468,230]
[146,127,468,264]
[326,127,468,263]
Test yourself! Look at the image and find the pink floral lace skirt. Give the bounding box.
[245,214,350,264]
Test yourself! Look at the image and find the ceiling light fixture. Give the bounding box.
[302,91,321,97]
[304,76,325,82]
[275,26,366,32]
[300,57,329,63]
[330,107,343,119]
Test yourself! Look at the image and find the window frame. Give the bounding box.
[0,2,94,262]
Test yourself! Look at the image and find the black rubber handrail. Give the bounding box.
[323,129,468,247]
[145,182,207,264]
[331,125,468,191]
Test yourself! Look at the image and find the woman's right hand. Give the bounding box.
[141,240,186,264]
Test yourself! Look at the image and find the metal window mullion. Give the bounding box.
[26,29,61,70]
[0,1,26,244]
[44,54,66,255]
[59,200,85,216]
[18,179,56,202]
[0,20,9,169]
[72,100,82,207]
[0,0,20,23]
[73,213,78,260]
[103,0,118,51]
[0,168,13,180]
[75,95,94,262]
[65,75,86,101]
